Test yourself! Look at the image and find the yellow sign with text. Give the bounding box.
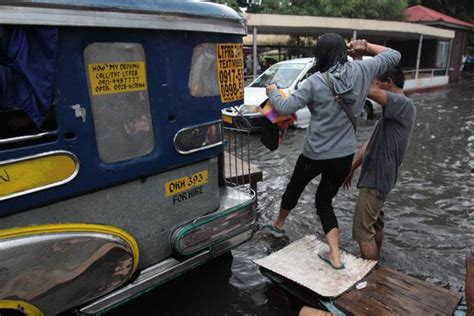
[88,61,147,96]
[0,153,77,200]
[165,170,209,197]
[216,43,244,103]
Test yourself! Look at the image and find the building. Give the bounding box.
[245,13,455,92]
[406,5,473,83]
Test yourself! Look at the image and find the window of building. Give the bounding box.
[436,41,449,68]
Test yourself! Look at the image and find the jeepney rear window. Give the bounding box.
[189,43,244,104]
[84,43,155,163]
[188,43,220,97]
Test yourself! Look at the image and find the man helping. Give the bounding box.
[343,67,416,260]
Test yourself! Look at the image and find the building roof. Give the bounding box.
[247,14,454,40]
[406,5,473,29]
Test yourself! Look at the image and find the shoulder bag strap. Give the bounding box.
[323,71,357,132]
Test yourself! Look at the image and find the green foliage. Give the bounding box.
[207,0,242,13]
[249,0,409,21]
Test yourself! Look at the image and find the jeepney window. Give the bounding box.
[188,43,220,97]
[84,43,155,163]
[0,26,58,145]
[0,108,56,142]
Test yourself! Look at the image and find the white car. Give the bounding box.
[222,57,378,131]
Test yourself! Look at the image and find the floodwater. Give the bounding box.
[112,75,474,315]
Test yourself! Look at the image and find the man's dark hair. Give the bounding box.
[379,66,405,89]
[314,33,348,73]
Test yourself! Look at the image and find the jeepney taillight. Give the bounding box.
[174,121,223,154]
[171,198,256,255]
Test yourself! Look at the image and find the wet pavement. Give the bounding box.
[112,75,474,315]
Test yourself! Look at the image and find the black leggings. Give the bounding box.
[281,153,354,234]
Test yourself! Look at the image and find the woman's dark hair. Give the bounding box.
[379,66,405,89]
[314,33,348,73]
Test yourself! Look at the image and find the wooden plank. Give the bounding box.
[335,266,462,316]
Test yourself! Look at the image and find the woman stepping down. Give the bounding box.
[264,34,400,269]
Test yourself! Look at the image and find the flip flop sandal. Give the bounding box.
[261,222,286,237]
[318,250,345,270]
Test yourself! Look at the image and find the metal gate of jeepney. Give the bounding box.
[223,127,259,192]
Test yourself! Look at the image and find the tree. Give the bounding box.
[248,0,409,21]
[207,0,242,13]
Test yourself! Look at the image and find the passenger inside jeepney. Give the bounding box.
[0,108,56,139]
[0,25,58,140]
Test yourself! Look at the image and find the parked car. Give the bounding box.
[222,57,379,131]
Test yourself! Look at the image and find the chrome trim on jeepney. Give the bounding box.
[0,131,57,145]
[0,150,79,201]
[0,231,136,315]
[80,229,254,314]
[171,188,256,255]
[0,5,247,35]
[173,120,224,155]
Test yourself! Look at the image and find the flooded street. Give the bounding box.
[112,76,474,315]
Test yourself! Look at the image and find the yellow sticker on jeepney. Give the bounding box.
[0,152,78,201]
[222,114,233,124]
[165,170,209,197]
[216,43,244,103]
[88,61,147,95]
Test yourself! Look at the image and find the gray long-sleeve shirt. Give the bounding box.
[268,48,401,160]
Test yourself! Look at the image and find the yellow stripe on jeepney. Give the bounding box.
[165,170,208,197]
[0,152,78,201]
[0,300,44,315]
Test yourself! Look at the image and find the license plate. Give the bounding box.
[222,115,233,124]
[165,170,209,197]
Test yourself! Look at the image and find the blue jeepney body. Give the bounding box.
[0,1,255,314]
[0,0,245,214]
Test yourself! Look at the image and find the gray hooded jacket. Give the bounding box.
[268,48,401,160]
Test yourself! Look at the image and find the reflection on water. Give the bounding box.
[113,77,474,314]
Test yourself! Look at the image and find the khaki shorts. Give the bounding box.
[352,188,386,242]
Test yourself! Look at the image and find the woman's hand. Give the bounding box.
[266,83,278,96]
[347,39,368,57]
